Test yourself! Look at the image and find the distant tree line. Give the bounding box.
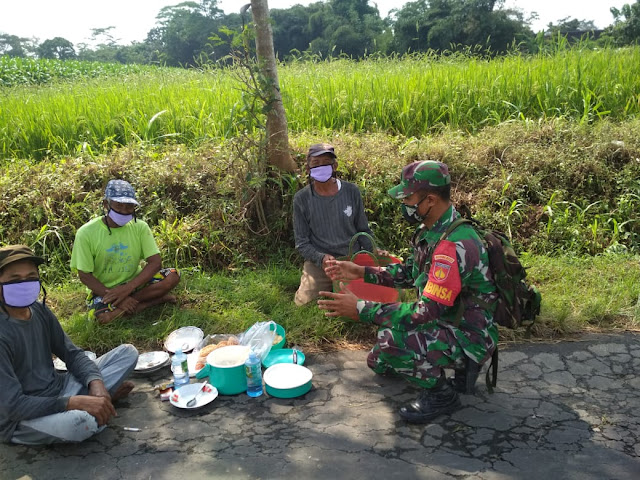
[2,0,640,66]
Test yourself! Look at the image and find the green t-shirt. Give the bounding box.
[70,216,160,288]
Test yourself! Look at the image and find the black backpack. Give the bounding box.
[434,217,542,392]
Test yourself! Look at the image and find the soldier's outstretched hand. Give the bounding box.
[317,283,359,320]
[323,259,364,282]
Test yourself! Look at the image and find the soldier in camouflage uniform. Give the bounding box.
[318,160,498,423]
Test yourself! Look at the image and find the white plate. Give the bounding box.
[53,351,97,371]
[164,327,204,353]
[169,382,218,409]
[135,351,170,372]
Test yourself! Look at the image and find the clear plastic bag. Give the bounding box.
[238,320,276,361]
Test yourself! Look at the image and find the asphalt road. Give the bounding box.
[3,333,639,480]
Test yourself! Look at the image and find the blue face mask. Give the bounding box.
[310,165,334,183]
[1,279,41,308]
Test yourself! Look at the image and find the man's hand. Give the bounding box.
[317,284,359,320]
[67,395,117,426]
[102,283,135,306]
[324,259,365,282]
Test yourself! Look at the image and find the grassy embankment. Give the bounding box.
[1,49,639,353]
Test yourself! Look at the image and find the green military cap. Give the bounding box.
[387,161,450,199]
[0,245,45,272]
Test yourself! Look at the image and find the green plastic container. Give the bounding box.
[262,348,306,368]
[264,363,312,398]
[271,323,286,350]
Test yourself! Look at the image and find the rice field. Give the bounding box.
[0,56,157,87]
[1,47,640,160]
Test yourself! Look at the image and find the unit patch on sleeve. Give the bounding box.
[422,239,461,306]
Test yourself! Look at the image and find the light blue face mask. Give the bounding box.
[107,206,136,226]
[309,165,333,183]
[0,279,41,308]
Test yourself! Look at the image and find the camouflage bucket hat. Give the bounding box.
[387,161,450,199]
[0,245,45,272]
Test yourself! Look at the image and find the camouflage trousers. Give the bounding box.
[367,324,475,389]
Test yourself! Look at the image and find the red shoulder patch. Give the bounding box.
[422,240,461,307]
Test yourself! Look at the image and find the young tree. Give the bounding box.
[37,37,76,60]
[546,17,598,34]
[392,0,532,54]
[0,34,34,57]
[611,0,640,44]
[250,0,297,172]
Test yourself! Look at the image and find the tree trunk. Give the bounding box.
[250,0,297,172]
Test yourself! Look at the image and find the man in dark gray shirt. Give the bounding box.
[293,143,374,305]
[0,245,138,445]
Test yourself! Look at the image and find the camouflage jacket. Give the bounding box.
[356,205,499,362]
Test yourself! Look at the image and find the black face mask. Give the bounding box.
[401,195,430,225]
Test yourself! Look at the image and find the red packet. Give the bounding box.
[160,387,173,402]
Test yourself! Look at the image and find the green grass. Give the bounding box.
[47,255,639,354]
[524,253,640,334]
[51,263,377,353]
[2,47,640,160]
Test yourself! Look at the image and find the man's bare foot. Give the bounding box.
[161,294,177,304]
[133,294,178,314]
[111,381,135,402]
[96,309,125,325]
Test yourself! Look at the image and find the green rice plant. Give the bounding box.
[2,46,640,160]
[0,56,157,87]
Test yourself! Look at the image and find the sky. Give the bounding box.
[0,0,629,47]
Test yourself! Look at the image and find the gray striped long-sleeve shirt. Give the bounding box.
[0,302,102,442]
[293,180,374,267]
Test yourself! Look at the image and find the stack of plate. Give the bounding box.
[164,326,204,353]
[134,351,170,374]
[53,351,97,371]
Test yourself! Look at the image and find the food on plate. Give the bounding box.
[195,336,240,369]
[199,344,219,357]
[272,334,283,345]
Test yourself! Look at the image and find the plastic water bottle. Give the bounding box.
[171,348,190,388]
[245,351,263,397]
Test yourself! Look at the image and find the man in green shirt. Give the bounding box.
[70,180,180,324]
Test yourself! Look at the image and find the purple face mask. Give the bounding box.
[1,279,41,308]
[108,209,134,226]
[310,165,333,183]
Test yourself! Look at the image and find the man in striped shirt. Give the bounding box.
[293,143,374,306]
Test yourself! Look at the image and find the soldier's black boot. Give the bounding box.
[399,375,461,423]
[449,356,480,394]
